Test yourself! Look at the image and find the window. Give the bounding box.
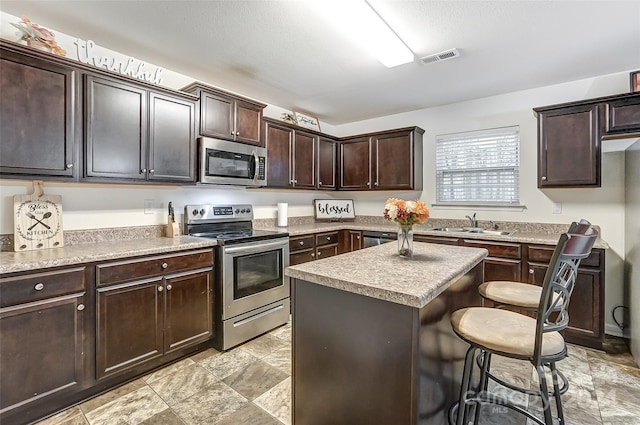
[435,126,520,205]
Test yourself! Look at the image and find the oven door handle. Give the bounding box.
[223,239,288,255]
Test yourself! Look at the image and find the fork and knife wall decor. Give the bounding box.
[13,181,64,251]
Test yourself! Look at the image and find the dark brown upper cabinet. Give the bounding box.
[182,82,266,146]
[339,127,423,191]
[535,103,601,188]
[339,137,371,190]
[534,92,640,188]
[0,45,78,179]
[603,94,640,136]
[85,74,196,183]
[264,119,316,188]
[317,136,337,189]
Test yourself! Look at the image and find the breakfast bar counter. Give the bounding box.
[285,242,488,425]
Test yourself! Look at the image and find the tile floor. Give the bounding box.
[36,323,639,425]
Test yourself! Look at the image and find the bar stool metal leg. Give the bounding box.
[536,365,554,425]
[473,350,492,424]
[550,362,565,425]
[450,345,478,425]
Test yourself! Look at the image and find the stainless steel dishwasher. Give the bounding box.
[362,231,397,248]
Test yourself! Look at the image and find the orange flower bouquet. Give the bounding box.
[383,198,430,227]
[383,198,429,258]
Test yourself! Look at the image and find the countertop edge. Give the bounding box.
[0,236,217,275]
[286,243,488,308]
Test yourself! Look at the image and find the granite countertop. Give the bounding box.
[285,241,488,308]
[260,221,609,249]
[0,236,217,275]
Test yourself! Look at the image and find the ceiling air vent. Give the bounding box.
[420,48,460,64]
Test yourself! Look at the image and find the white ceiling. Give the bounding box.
[2,1,639,125]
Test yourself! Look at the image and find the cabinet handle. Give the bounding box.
[161,262,168,269]
[149,169,154,173]
[141,168,147,174]
[158,286,164,292]
[236,131,240,136]
[77,304,85,311]
[166,284,172,291]
[319,181,323,185]
[529,269,534,274]
[317,251,321,256]
[294,179,298,183]
[356,235,360,239]
[34,283,44,291]
[326,236,331,241]
[311,253,315,258]
[541,176,547,181]
[298,241,304,246]
[374,181,379,186]
[231,131,235,135]
[367,181,371,187]
[66,163,73,169]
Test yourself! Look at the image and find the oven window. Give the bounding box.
[207,149,251,178]
[233,250,283,299]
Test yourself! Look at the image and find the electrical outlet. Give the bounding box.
[552,202,562,214]
[144,199,155,214]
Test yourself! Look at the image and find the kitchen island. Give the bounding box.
[285,241,488,425]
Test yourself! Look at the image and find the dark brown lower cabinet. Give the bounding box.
[96,278,164,378]
[96,267,213,379]
[462,239,523,282]
[0,267,87,425]
[338,230,363,254]
[422,234,604,349]
[526,245,604,349]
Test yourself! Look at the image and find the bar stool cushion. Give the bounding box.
[450,307,565,357]
[479,281,542,308]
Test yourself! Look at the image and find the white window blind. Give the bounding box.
[436,126,520,205]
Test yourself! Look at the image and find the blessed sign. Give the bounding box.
[313,199,356,221]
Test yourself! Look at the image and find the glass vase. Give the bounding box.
[397,224,414,258]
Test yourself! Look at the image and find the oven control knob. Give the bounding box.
[235,209,240,214]
[192,209,198,216]
[246,208,251,213]
[199,209,206,216]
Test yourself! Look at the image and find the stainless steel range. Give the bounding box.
[184,204,289,350]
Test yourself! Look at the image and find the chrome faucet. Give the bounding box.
[465,213,477,228]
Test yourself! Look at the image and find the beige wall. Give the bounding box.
[627,141,640,364]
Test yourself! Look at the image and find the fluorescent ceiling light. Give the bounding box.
[316,0,415,68]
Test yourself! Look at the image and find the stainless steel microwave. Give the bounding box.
[199,137,267,186]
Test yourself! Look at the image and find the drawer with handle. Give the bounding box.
[315,232,339,247]
[97,249,213,286]
[0,267,86,307]
[289,235,315,253]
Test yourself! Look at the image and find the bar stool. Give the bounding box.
[448,228,598,425]
[478,219,591,312]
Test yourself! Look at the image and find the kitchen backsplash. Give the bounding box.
[0,217,582,252]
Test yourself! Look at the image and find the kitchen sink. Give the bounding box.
[429,227,516,236]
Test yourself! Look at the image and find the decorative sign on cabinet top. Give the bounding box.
[74,39,164,84]
[313,199,355,221]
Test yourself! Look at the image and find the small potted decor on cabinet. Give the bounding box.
[11,15,66,56]
[383,198,429,258]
